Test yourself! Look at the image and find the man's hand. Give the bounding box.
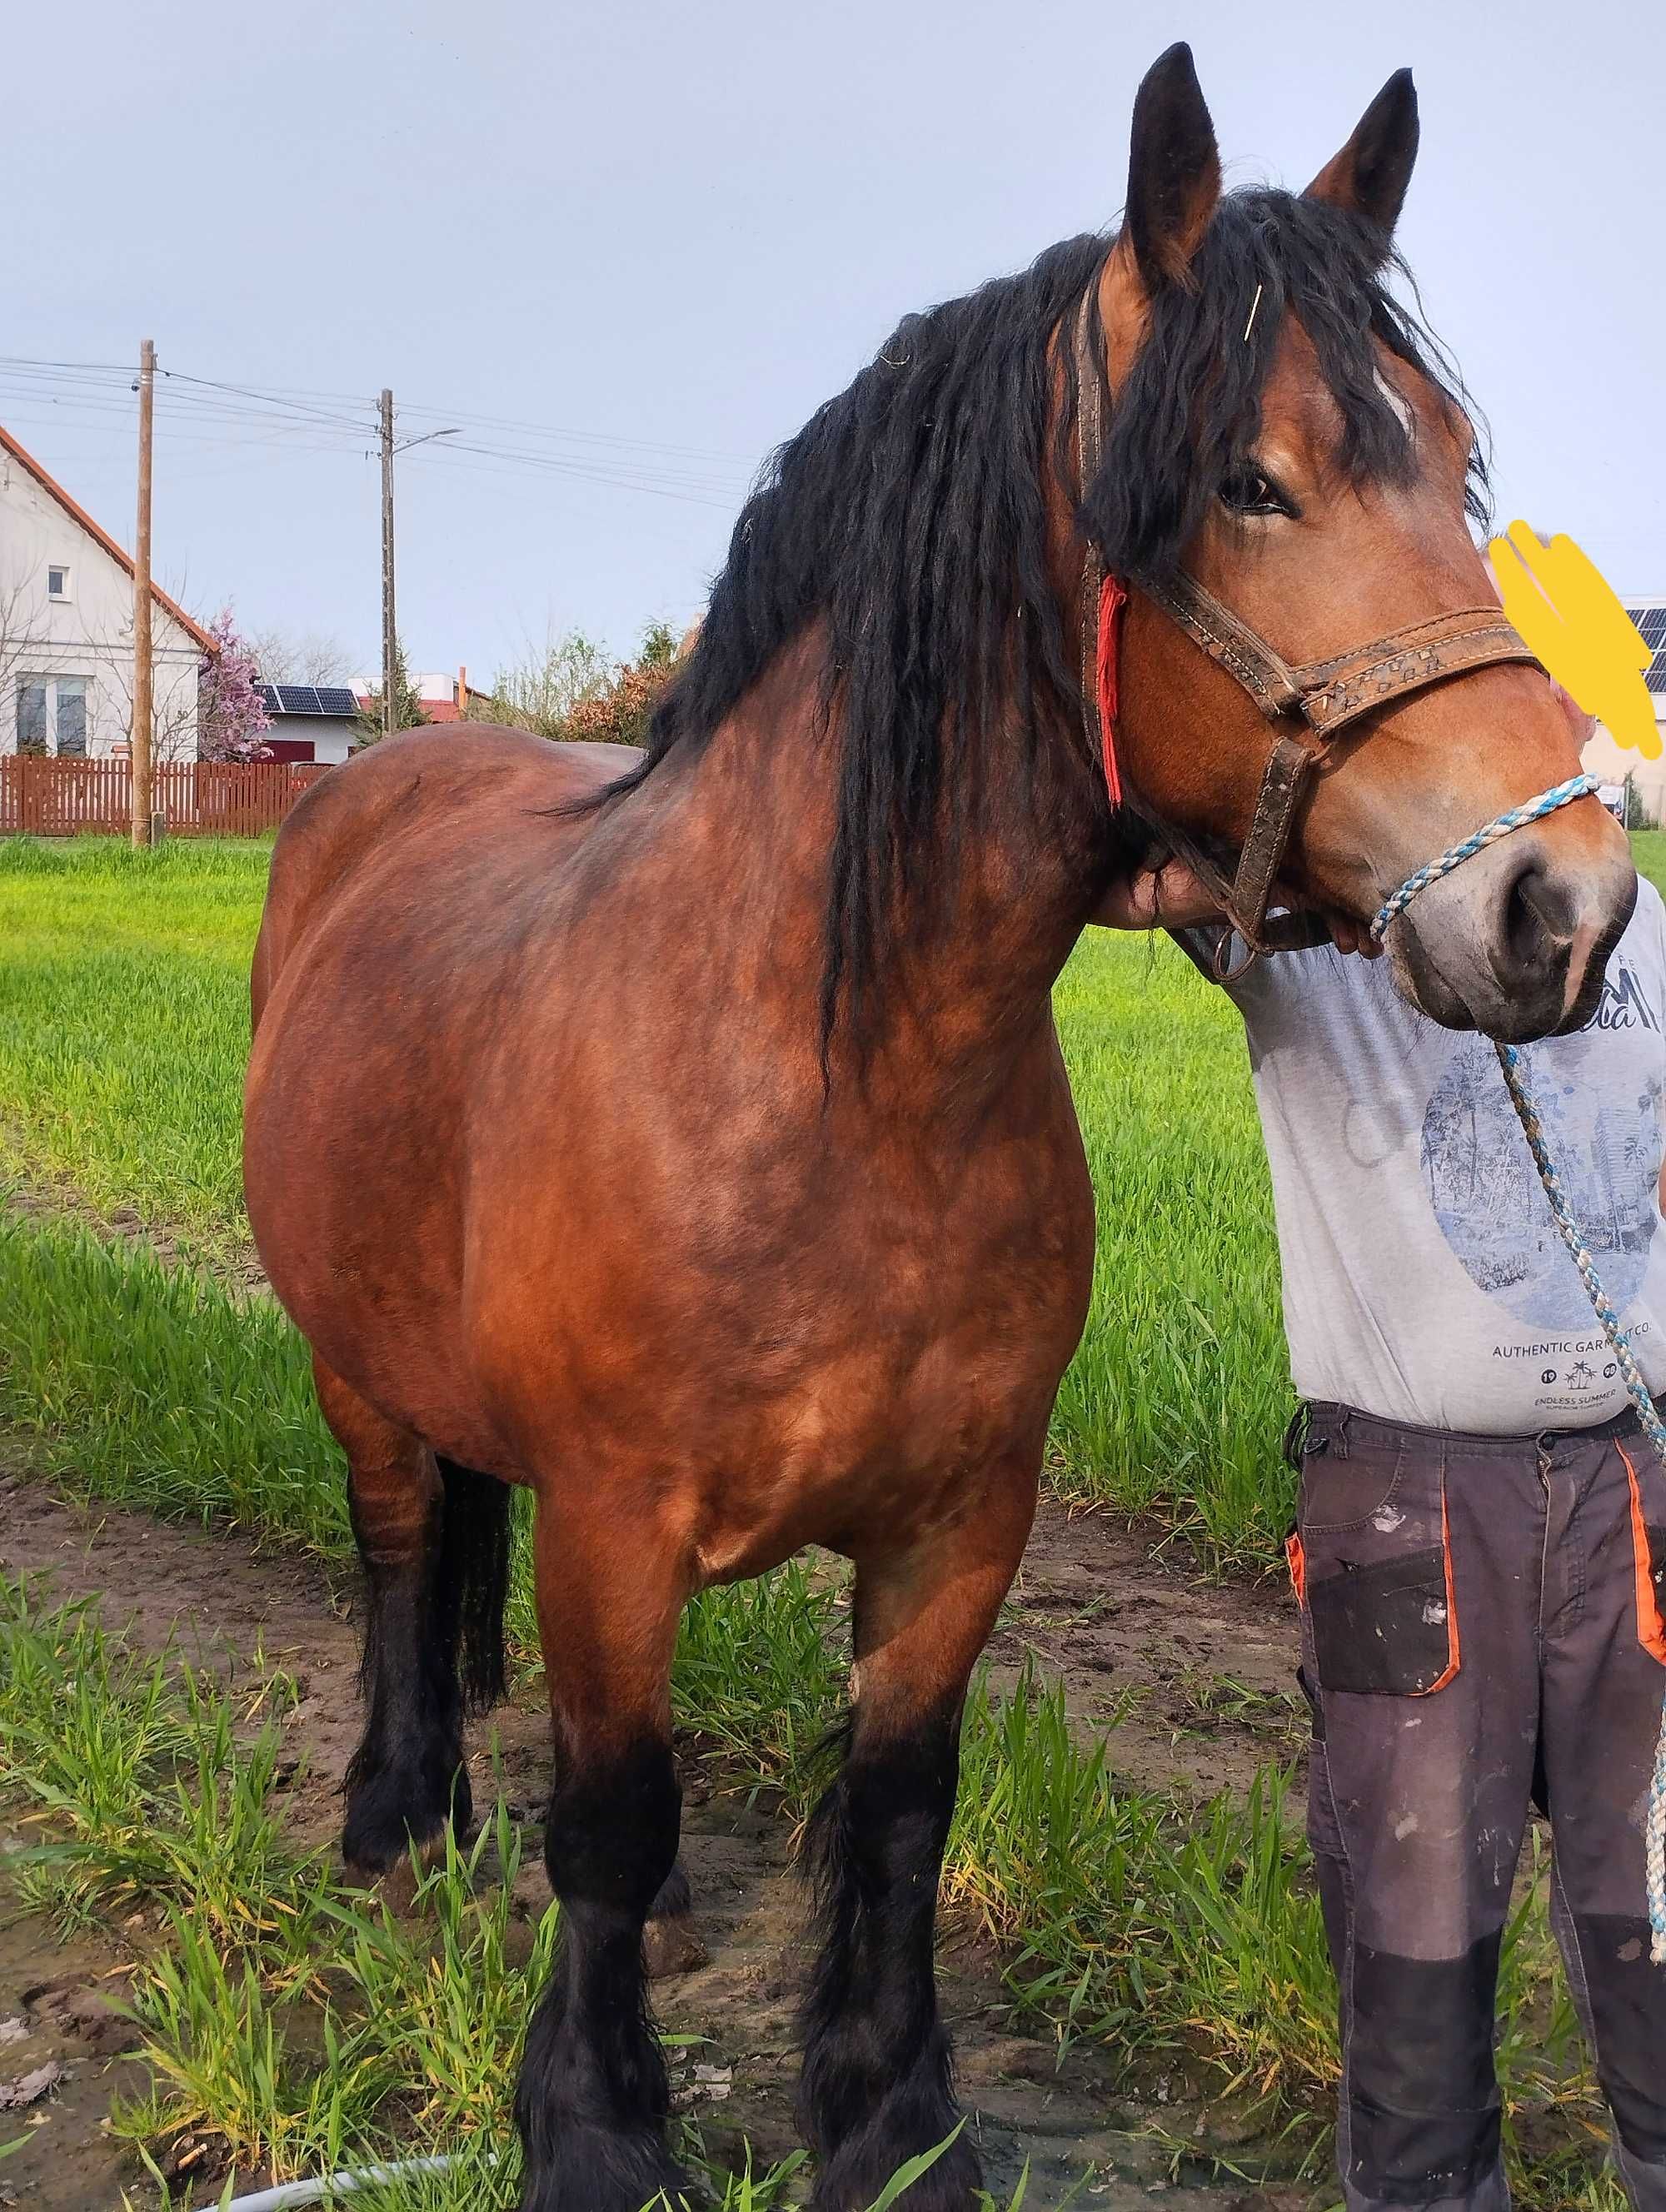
[1090,856,1225,931]
[1090,855,1384,957]
[1326,911,1383,959]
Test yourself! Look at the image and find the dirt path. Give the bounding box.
[988,1498,1303,1797]
[0,1472,1308,2211]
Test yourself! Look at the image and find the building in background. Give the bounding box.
[348,669,494,726]
[255,683,360,765]
[0,423,213,761]
[1583,603,1666,824]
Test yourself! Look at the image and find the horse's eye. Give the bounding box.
[1219,465,1289,518]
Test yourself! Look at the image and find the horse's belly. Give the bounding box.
[666,1224,1094,1584]
[246,972,511,1467]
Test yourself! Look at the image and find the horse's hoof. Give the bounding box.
[342,1752,472,1881]
[516,2124,690,2212]
[811,2130,982,2212]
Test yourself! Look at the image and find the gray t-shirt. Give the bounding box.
[1190,879,1666,1433]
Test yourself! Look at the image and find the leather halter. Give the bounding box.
[1071,291,1544,970]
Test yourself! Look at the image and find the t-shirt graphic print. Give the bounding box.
[1206,879,1666,1433]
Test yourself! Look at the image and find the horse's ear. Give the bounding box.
[1304,70,1419,243]
[1120,42,1221,296]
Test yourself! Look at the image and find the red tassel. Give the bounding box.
[1095,573,1127,807]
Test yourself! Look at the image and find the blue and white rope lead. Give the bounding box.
[1369,775,1601,943]
[1494,1041,1666,1967]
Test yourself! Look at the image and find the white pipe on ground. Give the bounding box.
[222,2151,484,2210]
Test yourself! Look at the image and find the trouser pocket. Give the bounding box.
[1617,1441,1666,1666]
[1299,1442,1459,1697]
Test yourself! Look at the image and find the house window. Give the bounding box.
[54,678,87,755]
[14,675,90,756]
[16,682,47,755]
[46,565,70,600]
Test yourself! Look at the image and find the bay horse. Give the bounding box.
[244,45,1635,2212]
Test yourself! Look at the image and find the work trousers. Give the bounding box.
[1291,1401,1666,2210]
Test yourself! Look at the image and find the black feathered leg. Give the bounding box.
[314,1358,510,1873]
[514,1498,690,2212]
[797,1454,1039,2212]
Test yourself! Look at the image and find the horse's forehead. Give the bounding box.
[1258,323,1332,433]
[1258,321,1436,461]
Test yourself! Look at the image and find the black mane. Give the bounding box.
[605,188,1487,1060]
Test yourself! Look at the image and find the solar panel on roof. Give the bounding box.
[1624,608,1666,695]
[315,687,358,716]
[276,685,322,715]
[257,684,281,715]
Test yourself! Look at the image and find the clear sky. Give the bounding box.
[4,0,1658,681]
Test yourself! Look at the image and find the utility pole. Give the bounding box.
[376,401,455,741]
[380,388,397,740]
[132,338,156,849]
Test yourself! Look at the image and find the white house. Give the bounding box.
[0,422,212,761]
[1581,602,1666,825]
[257,682,360,765]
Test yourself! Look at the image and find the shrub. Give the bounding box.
[483,621,681,746]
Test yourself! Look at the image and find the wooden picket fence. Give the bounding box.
[0,756,332,839]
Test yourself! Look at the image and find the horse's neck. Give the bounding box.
[661,645,1110,1104]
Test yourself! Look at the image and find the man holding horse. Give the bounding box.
[1100,752,1666,2207]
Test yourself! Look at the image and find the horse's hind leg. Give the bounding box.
[313,1357,510,1874]
[515,1496,689,2212]
[800,1454,1040,2212]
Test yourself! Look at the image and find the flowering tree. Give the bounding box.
[197,607,272,762]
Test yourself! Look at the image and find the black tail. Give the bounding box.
[435,1457,512,1715]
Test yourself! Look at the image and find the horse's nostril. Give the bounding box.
[1501,856,1576,969]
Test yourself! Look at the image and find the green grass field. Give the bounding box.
[0,839,260,1253]
[11,833,1661,1561]
[0,834,1290,1557]
[9,831,1664,1532]
[0,1572,1616,2211]
[1,830,1655,2207]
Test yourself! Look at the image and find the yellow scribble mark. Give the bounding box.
[1488,521,1659,760]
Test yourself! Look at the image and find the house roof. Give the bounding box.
[348,680,496,726]
[0,421,217,654]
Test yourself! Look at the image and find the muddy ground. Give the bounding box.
[0,1469,1310,2212]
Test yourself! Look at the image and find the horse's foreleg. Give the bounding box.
[315,1357,507,1873]
[800,1453,1040,2212]
[515,1497,690,2212]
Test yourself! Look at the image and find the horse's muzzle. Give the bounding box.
[1384,824,1639,1042]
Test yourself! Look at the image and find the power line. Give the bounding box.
[0,356,761,488]
[153,368,369,431]
[392,399,756,466]
[416,443,741,509]
[0,373,371,450]
[0,397,743,506]
[0,359,369,436]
